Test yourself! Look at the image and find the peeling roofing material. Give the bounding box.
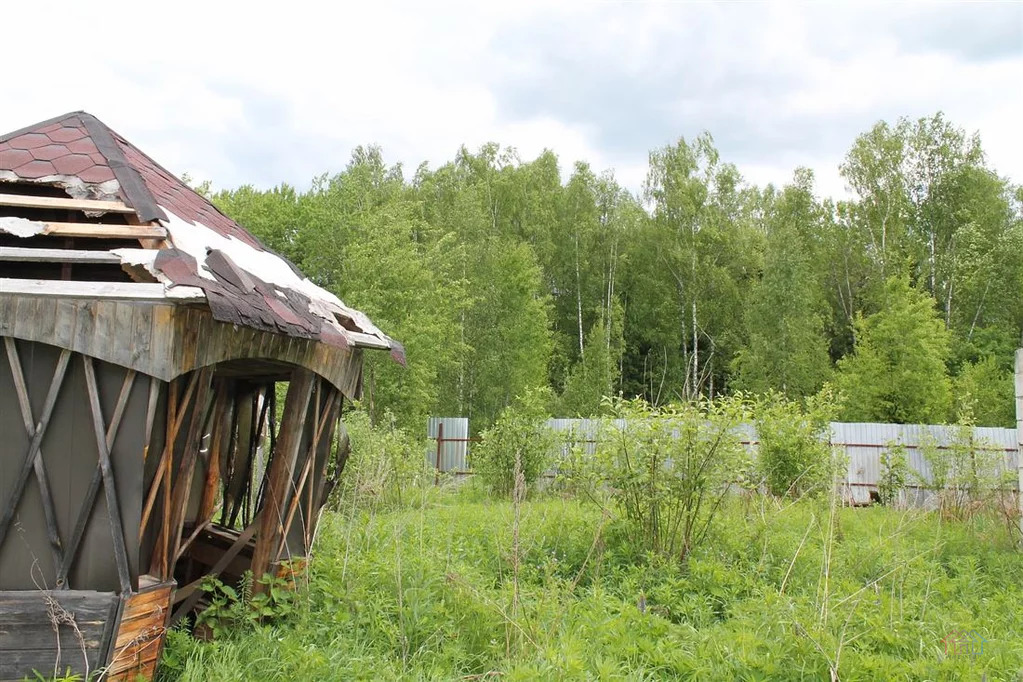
[0,111,404,364]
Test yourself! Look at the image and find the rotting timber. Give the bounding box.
[0,112,402,681]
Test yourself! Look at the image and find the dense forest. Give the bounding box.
[209,113,1022,431]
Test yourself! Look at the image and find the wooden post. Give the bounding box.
[250,369,315,591]
[434,421,444,485]
[1015,349,1022,540]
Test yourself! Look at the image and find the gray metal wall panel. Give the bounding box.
[430,416,1020,505]
[426,417,469,472]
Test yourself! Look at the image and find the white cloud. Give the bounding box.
[0,0,1019,202]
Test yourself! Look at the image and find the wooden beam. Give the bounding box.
[0,192,135,214]
[250,369,315,589]
[42,222,166,240]
[82,357,133,594]
[0,246,122,264]
[58,369,136,588]
[0,347,70,559]
[0,279,204,301]
[3,338,67,577]
[169,515,261,625]
[150,367,214,578]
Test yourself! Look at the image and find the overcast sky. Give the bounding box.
[3,1,1020,198]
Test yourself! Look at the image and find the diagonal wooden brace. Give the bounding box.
[0,342,71,569]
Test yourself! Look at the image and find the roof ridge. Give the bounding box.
[75,113,166,223]
[0,111,83,145]
[100,120,266,246]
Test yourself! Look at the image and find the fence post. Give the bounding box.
[435,421,444,486]
[1015,349,1022,539]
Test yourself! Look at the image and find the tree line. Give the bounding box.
[210,113,1022,431]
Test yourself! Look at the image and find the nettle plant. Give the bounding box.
[576,396,750,563]
[194,570,297,640]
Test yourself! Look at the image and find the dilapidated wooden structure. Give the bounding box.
[0,112,403,681]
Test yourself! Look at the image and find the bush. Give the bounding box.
[572,396,750,562]
[878,441,909,506]
[918,415,1015,521]
[473,387,557,496]
[753,387,839,498]
[333,408,426,507]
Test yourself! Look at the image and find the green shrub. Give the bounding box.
[573,396,750,562]
[754,387,839,498]
[918,414,1015,521]
[334,408,426,507]
[878,441,909,506]
[473,387,556,495]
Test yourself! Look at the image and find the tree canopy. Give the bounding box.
[211,113,1022,430]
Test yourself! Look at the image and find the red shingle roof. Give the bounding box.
[0,111,404,364]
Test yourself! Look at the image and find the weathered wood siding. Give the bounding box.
[0,339,148,591]
[0,295,364,397]
[0,590,119,682]
[107,580,175,681]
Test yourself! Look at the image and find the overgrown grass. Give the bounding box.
[159,484,1023,681]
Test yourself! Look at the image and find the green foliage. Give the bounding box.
[838,275,953,423]
[917,417,1016,522]
[571,396,750,561]
[878,441,909,506]
[209,111,1021,429]
[193,571,297,640]
[334,409,426,507]
[754,387,841,498]
[734,171,833,398]
[557,304,624,416]
[160,494,1023,681]
[953,355,1015,427]
[472,387,556,495]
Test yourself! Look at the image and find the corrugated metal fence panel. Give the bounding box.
[428,417,1019,502]
[831,422,1018,505]
[426,417,469,472]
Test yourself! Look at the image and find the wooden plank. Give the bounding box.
[169,516,261,624]
[277,389,339,562]
[0,590,117,621]
[0,621,109,650]
[0,348,71,556]
[0,278,203,301]
[250,369,315,590]
[150,367,213,577]
[196,381,231,524]
[82,357,133,594]
[142,376,160,462]
[58,369,136,588]
[41,221,166,240]
[0,192,135,214]
[0,245,122,264]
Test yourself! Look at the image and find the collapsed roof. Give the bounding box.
[0,111,404,364]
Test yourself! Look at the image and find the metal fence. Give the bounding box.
[425,417,472,473]
[427,416,1020,504]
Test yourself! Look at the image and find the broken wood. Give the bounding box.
[250,369,315,590]
[0,192,135,214]
[41,221,166,240]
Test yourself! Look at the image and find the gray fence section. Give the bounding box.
[833,422,1018,504]
[432,416,1020,503]
[426,417,470,472]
